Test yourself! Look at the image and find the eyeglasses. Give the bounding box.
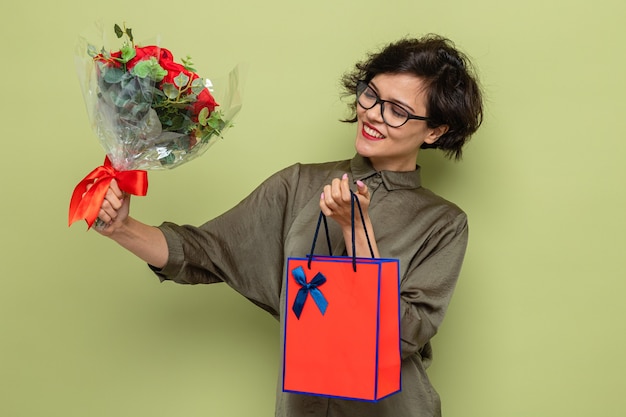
[356,81,430,128]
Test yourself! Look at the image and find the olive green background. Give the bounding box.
[1,0,625,416]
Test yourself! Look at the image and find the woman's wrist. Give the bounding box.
[105,217,169,268]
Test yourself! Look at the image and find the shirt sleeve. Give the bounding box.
[150,164,303,317]
[398,211,469,360]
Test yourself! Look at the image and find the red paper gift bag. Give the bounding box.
[282,193,401,401]
[283,255,401,401]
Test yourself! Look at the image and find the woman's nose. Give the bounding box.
[366,102,385,124]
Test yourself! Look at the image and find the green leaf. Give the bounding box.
[190,78,205,95]
[118,71,135,89]
[120,44,136,63]
[162,83,179,100]
[173,72,190,88]
[114,24,124,38]
[198,107,209,125]
[151,86,166,100]
[184,93,197,103]
[131,57,167,82]
[102,67,125,83]
[87,44,99,58]
[182,55,196,72]
[207,110,227,132]
[159,152,176,165]
[126,28,134,43]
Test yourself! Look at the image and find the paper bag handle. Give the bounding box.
[308,191,375,271]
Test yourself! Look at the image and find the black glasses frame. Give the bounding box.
[356,81,430,127]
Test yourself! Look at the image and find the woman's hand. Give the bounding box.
[320,174,370,226]
[320,174,378,257]
[84,179,168,268]
[88,179,130,236]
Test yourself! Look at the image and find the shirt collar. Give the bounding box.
[350,154,422,191]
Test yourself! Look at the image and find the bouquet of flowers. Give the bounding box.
[69,23,242,229]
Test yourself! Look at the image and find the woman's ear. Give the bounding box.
[424,124,449,144]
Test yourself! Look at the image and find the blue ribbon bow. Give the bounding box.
[291,266,329,319]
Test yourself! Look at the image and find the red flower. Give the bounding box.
[160,59,197,86]
[192,88,218,117]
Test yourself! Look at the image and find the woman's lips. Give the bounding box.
[362,123,385,141]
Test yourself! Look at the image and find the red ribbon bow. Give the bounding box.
[68,157,148,229]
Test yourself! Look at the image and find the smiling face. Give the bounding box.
[355,73,448,172]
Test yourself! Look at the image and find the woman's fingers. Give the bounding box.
[355,179,370,200]
[109,179,123,199]
[319,174,361,227]
[89,179,129,230]
[325,175,351,206]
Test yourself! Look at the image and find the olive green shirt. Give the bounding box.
[153,154,468,417]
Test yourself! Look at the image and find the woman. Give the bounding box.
[93,34,483,417]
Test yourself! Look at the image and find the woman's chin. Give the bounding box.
[355,136,378,157]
